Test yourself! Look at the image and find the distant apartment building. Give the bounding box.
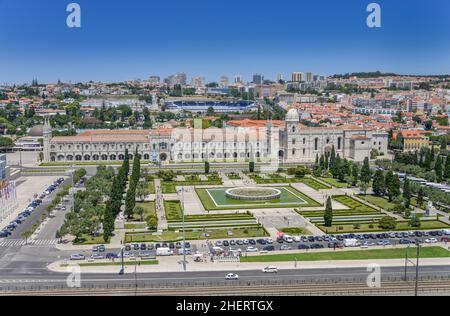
[234,75,243,84]
[167,73,187,86]
[352,98,400,109]
[148,76,161,84]
[291,72,303,82]
[252,73,264,85]
[219,76,229,88]
[191,77,205,88]
[306,72,313,83]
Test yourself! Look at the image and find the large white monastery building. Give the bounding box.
[43,109,388,164]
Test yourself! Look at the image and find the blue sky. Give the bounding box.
[0,0,449,84]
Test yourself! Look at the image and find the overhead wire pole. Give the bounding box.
[415,242,420,296]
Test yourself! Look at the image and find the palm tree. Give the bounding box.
[22,230,33,245]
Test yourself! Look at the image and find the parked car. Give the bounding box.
[246,246,258,252]
[298,244,310,250]
[262,245,275,251]
[70,254,85,261]
[280,245,291,251]
[106,253,118,259]
[425,238,438,244]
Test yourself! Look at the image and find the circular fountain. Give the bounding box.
[225,187,281,201]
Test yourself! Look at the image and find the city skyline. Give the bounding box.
[0,0,449,84]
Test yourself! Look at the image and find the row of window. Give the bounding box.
[292,137,342,151]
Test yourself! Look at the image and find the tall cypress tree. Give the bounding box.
[351,163,359,186]
[444,156,450,181]
[372,169,385,196]
[360,157,371,185]
[403,178,411,209]
[323,197,333,227]
[329,146,336,169]
[434,155,443,182]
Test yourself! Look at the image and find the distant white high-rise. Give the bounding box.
[219,75,229,88]
[253,73,264,85]
[191,77,205,88]
[306,72,313,82]
[277,74,284,82]
[291,72,303,82]
[234,75,243,84]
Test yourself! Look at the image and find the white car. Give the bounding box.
[90,254,104,260]
[70,254,85,261]
[262,266,278,273]
[280,245,291,251]
[225,273,239,280]
[242,239,249,245]
[246,246,258,252]
[293,236,301,242]
[215,241,223,246]
[425,238,438,244]
[266,238,273,244]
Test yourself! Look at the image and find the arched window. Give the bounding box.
[338,137,342,150]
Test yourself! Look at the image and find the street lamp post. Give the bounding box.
[181,186,186,271]
[415,242,420,296]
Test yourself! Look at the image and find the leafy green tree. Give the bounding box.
[434,155,443,182]
[386,171,400,202]
[351,164,359,186]
[444,156,450,180]
[323,197,333,227]
[360,157,371,185]
[372,169,385,196]
[403,178,411,209]
[124,187,136,219]
[417,187,425,208]
[409,216,421,228]
[133,206,145,222]
[378,216,397,230]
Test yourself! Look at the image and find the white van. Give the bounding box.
[156,247,173,256]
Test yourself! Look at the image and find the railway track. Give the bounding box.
[2,280,450,296]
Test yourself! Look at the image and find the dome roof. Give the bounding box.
[28,125,44,137]
[286,108,299,122]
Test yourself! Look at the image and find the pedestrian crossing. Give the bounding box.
[0,239,58,248]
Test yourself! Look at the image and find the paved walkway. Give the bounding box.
[154,179,168,230]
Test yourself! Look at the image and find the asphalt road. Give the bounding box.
[7,176,72,239]
[0,265,449,290]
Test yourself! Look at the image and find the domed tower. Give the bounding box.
[285,108,299,134]
[43,118,52,162]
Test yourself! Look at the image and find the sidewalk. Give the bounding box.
[48,254,450,275]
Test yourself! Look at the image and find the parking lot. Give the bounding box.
[207,230,450,256]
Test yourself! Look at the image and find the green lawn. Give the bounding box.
[333,195,379,213]
[164,200,183,220]
[130,201,156,222]
[298,177,331,190]
[320,177,349,188]
[124,223,147,230]
[358,195,395,210]
[125,227,268,242]
[278,227,312,235]
[73,234,109,245]
[240,246,450,262]
[196,186,320,211]
[226,173,242,180]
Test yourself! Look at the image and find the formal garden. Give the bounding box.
[196,185,321,210]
